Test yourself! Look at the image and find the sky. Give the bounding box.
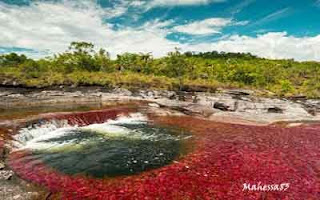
[0,0,320,61]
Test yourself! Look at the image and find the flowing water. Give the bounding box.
[12,113,191,178]
[2,102,320,199]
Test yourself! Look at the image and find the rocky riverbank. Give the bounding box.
[0,148,49,200]
[0,86,320,199]
[1,86,319,125]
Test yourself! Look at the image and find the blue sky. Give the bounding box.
[0,0,320,60]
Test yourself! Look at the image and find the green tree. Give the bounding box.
[116,53,141,72]
[0,53,27,67]
[20,60,43,78]
[68,42,99,71]
[166,48,188,90]
[94,48,113,72]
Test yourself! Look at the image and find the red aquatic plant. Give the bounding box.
[8,114,320,200]
[30,106,137,126]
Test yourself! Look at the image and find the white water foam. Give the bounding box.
[13,120,72,149]
[13,113,176,151]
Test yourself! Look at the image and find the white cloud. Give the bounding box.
[0,1,110,53]
[172,18,247,35]
[0,1,319,61]
[104,0,138,18]
[247,7,292,29]
[129,1,147,7]
[233,20,250,26]
[0,1,179,58]
[185,32,320,61]
[110,0,225,13]
[227,0,256,15]
[148,0,225,7]
[124,0,226,13]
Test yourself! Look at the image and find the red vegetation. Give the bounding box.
[8,114,320,200]
[33,106,137,126]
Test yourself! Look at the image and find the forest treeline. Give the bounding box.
[0,42,319,98]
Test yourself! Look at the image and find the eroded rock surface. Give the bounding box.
[0,87,319,125]
[0,87,319,199]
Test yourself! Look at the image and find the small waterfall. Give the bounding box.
[13,112,190,151]
[13,120,71,148]
[11,110,191,178]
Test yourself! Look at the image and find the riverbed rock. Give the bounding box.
[225,89,253,96]
[0,87,319,124]
[267,106,284,113]
[168,92,177,100]
[13,195,21,199]
[112,88,132,96]
[0,170,14,180]
[301,99,320,116]
[213,102,231,111]
[147,91,154,98]
[184,104,216,117]
[0,162,5,170]
[7,94,24,98]
[289,95,307,101]
[148,103,160,108]
[0,179,45,200]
